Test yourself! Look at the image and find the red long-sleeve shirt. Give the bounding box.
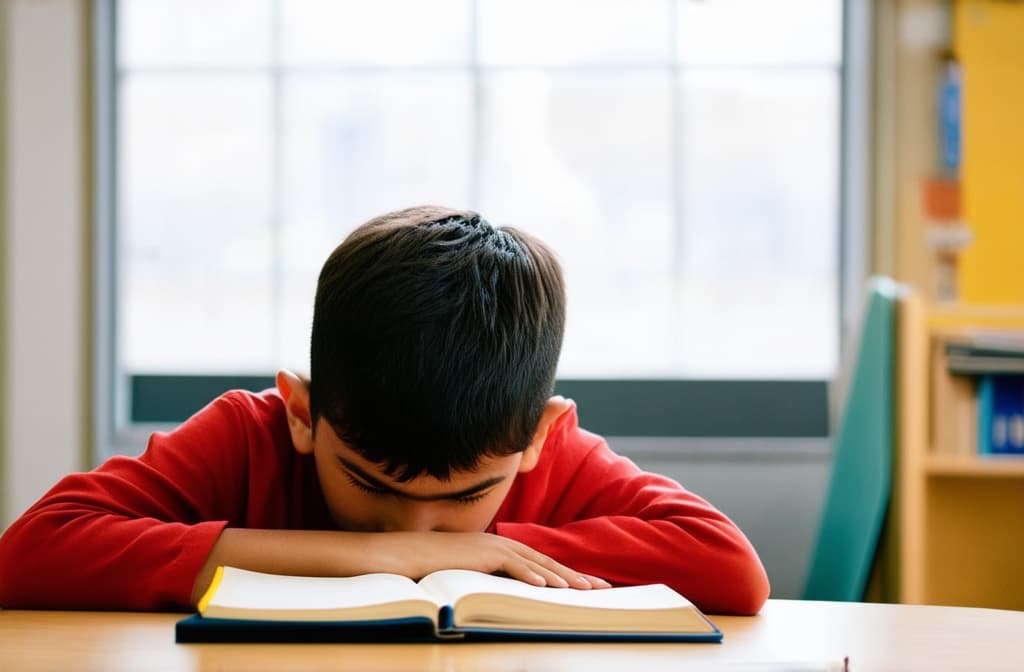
[0,389,769,614]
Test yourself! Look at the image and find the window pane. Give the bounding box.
[675,0,842,66]
[479,0,671,66]
[278,74,474,372]
[120,76,274,373]
[281,0,471,66]
[112,2,843,388]
[675,70,839,378]
[479,72,674,377]
[117,0,272,68]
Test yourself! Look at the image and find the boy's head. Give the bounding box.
[278,206,569,531]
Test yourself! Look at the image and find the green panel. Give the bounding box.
[554,380,827,437]
[131,375,828,437]
[131,375,276,423]
[804,279,897,601]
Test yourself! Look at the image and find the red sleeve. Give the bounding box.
[493,413,770,616]
[0,393,261,611]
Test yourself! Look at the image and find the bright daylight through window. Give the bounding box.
[114,0,841,393]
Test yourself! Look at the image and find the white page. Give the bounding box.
[206,567,441,612]
[417,569,691,611]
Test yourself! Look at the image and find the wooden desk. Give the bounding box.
[1,599,1022,671]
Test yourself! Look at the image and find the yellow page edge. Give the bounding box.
[197,565,225,615]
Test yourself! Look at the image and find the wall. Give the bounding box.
[0,0,7,527]
[1,0,89,527]
[872,0,956,298]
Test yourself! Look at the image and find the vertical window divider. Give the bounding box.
[470,0,482,209]
[93,0,121,464]
[669,0,682,371]
[270,0,284,369]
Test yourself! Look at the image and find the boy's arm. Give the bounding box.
[0,393,601,610]
[0,393,262,610]
[0,500,596,610]
[492,438,771,615]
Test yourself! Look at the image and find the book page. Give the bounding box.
[419,569,689,609]
[418,569,711,633]
[201,567,443,623]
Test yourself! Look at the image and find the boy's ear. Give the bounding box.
[276,369,314,455]
[518,396,573,474]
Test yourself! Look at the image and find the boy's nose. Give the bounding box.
[382,502,443,532]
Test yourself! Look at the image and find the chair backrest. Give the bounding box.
[803,278,899,601]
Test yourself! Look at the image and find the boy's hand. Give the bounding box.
[367,531,611,589]
[191,528,611,606]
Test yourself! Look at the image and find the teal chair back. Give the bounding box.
[803,278,899,601]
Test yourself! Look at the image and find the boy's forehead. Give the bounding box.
[316,418,520,488]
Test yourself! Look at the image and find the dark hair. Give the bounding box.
[309,205,566,481]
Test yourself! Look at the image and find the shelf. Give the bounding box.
[928,303,1024,319]
[926,304,1024,330]
[925,453,1024,477]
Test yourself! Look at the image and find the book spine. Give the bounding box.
[978,375,1024,454]
[435,605,461,638]
[939,59,962,176]
[978,376,994,454]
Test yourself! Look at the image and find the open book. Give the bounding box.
[175,566,722,643]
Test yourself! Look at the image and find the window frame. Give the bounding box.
[93,0,867,463]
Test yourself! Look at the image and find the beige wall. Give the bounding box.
[871,0,953,295]
[2,0,89,528]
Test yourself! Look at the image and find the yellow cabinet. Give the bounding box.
[955,1,1024,303]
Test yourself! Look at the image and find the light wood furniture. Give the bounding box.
[2,599,1022,671]
[882,0,1024,610]
[889,295,1024,609]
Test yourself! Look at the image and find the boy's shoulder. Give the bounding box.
[182,387,291,450]
[196,387,286,428]
[216,386,286,418]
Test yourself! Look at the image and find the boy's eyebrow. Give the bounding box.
[335,455,507,501]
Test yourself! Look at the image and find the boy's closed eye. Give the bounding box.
[343,472,391,497]
[336,457,501,505]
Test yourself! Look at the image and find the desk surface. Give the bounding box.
[1,599,1022,671]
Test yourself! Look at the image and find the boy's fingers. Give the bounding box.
[515,559,569,588]
[580,573,612,589]
[521,556,589,589]
[514,546,601,590]
[500,554,574,588]
[501,559,548,587]
[497,537,594,589]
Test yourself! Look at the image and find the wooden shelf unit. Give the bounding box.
[888,295,1024,610]
[877,0,1024,611]
[924,454,1024,478]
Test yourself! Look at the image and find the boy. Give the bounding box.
[0,206,769,614]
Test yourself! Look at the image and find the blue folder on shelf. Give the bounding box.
[977,375,1024,454]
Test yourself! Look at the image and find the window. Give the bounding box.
[99,0,843,454]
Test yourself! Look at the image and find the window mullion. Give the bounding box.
[470,0,482,209]
[669,0,682,372]
[270,0,284,367]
